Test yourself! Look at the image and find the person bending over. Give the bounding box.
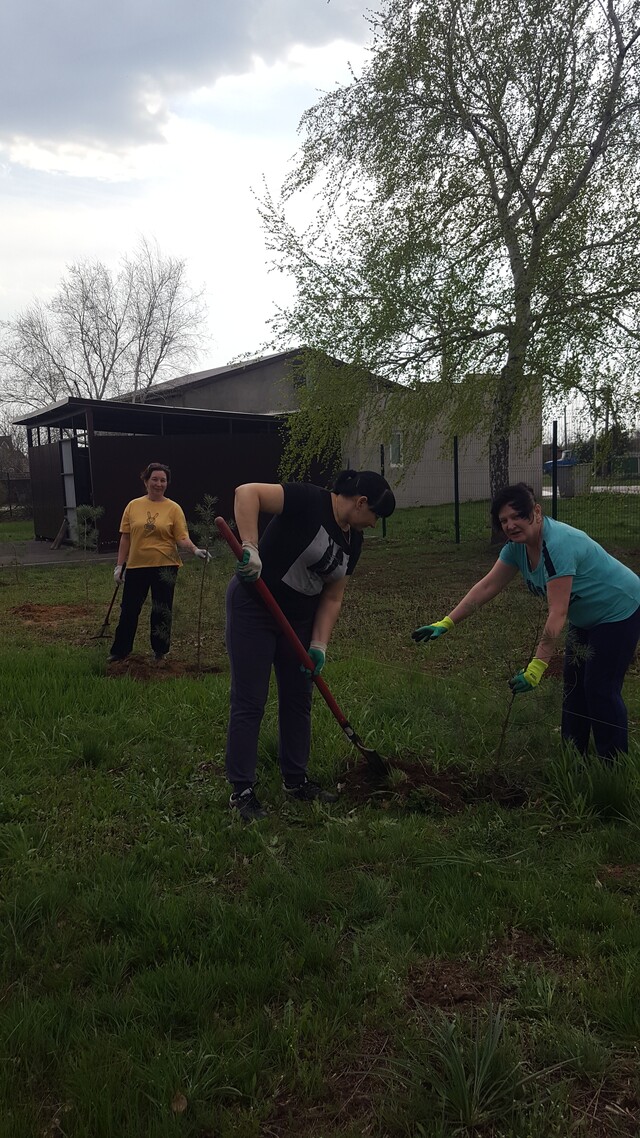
[412,482,640,763]
[226,469,396,821]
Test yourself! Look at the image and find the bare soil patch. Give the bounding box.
[261,1029,388,1138]
[340,757,527,813]
[571,1072,640,1138]
[11,601,106,644]
[12,602,94,626]
[407,929,567,1011]
[598,865,640,896]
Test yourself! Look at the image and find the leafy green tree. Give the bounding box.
[573,423,633,475]
[262,0,640,496]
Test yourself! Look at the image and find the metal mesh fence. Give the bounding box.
[0,473,32,519]
[541,420,639,550]
[378,424,640,551]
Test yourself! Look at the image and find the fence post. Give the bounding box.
[453,436,460,544]
[551,420,558,519]
[379,443,387,538]
[7,473,12,519]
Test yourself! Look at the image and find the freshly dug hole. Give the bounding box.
[341,757,528,812]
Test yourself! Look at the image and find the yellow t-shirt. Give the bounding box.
[120,496,189,568]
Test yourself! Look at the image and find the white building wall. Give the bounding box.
[347,415,542,507]
[148,363,542,507]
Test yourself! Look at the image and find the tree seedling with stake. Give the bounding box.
[192,494,219,673]
[494,607,547,772]
[75,504,104,606]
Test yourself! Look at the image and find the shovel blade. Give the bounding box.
[340,718,390,776]
[355,741,391,777]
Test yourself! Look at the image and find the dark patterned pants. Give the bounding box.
[110,566,178,659]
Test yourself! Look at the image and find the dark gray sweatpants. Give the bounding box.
[225,577,314,789]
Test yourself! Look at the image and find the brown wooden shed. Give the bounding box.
[14,398,289,549]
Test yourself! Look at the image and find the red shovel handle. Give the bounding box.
[215,516,350,728]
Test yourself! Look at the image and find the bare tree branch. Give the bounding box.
[0,238,208,410]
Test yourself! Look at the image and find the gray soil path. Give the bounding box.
[0,540,115,569]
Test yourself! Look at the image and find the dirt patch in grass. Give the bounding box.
[9,604,223,677]
[598,865,640,895]
[261,1030,388,1137]
[571,1071,640,1138]
[12,602,94,625]
[11,601,106,644]
[105,654,221,682]
[407,929,566,1011]
[407,956,502,1009]
[340,757,528,813]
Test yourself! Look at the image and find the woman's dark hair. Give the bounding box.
[490,482,537,528]
[332,469,396,518]
[140,462,171,485]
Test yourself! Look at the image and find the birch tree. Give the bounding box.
[261,0,640,495]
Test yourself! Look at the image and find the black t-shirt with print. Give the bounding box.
[257,483,364,619]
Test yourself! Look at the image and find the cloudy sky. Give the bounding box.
[0,0,374,367]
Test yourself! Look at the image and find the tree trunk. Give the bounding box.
[488,365,519,542]
[489,427,510,500]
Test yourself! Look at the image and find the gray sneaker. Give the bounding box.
[283,778,339,803]
[229,787,268,822]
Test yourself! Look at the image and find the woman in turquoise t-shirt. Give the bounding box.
[412,483,640,762]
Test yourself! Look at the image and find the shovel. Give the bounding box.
[215,516,390,776]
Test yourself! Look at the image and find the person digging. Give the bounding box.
[226,469,396,821]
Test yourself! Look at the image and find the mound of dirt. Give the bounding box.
[105,653,221,682]
[340,757,527,812]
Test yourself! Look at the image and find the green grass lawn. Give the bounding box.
[0,517,34,542]
[0,526,639,1137]
[382,494,640,551]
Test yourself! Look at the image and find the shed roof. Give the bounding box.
[14,397,283,436]
[119,349,302,402]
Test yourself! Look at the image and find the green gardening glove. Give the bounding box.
[508,657,548,694]
[300,642,327,677]
[235,541,262,582]
[411,616,455,643]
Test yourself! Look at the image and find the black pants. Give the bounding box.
[562,604,640,761]
[225,577,314,790]
[110,566,178,659]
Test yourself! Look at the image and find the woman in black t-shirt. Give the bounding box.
[226,469,396,821]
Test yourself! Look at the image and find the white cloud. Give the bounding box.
[0,0,372,148]
[0,39,370,363]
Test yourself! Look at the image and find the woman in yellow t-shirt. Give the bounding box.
[108,462,209,662]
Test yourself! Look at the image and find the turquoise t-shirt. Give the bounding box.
[498,517,640,628]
